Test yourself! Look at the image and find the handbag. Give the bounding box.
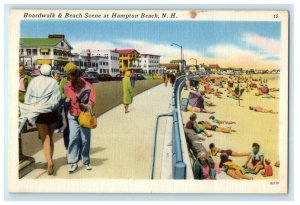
[78,105,97,129]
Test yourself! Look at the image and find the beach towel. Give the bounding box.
[244,168,258,175]
[19,75,61,125]
[262,94,273,99]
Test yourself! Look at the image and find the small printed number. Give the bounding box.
[274,14,278,19]
[270,181,279,185]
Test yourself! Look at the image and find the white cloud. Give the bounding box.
[242,33,280,56]
[205,44,279,69]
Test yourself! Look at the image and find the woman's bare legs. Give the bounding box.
[216,127,231,133]
[226,169,241,179]
[203,130,212,137]
[235,170,253,180]
[254,164,264,174]
[192,107,214,114]
[231,152,249,157]
[36,122,56,175]
[124,104,129,113]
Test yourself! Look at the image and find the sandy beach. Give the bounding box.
[181,74,280,180]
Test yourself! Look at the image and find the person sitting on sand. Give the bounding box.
[261,159,273,177]
[209,143,248,157]
[249,106,278,114]
[209,116,236,124]
[243,143,264,174]
[193,152,217,180]
[187,89,214,114]
[219,153,253,180]
[185,113,212,137]
[198,121,236,133]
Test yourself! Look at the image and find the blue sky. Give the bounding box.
[21,20,282,69]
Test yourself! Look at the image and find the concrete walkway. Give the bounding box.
[23,83,173,179]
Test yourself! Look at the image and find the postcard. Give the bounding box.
[8,9,288,193]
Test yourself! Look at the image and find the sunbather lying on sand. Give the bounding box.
[209,143,248,157]
[205,101,216,107]
[209,116,236,124]
[269,88,279,92]
[219,153,253,180]
[214,89,223,98]
[198,121,236,133]
[185,113,212,137]
[249,106,278,114]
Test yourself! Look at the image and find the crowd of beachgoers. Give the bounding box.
[182,74,280,180]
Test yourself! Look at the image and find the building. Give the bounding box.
[114,49,141,72]
[139,54,161,74]
[208,64,220,73]
[72,50,110,75]
[218,67,243,75]
[91,50,120,76]
[19,34,73,70]
[170,59,186,71]
[159,63,179,73]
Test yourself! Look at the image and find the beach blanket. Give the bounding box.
[19,75,61,125]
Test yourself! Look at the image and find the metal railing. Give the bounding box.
[151,75,188,179]
[151,73,208,179]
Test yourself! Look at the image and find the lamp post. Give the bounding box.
[171,43,183,72]
[190,58,197,68]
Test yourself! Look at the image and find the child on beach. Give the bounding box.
[185,113,212,137]
[219,153,253,180]
[198,121,236,133]
[209,143,248,157]
[261,159,273,177]
[209,116,236,124]
[249,106,278,114]
[243,143,264,174]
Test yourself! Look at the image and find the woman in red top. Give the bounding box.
[64,65,95,173]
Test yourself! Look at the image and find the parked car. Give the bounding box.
[113,73,124,81]
[82,71,100,84]
[136,73,146,80]
[98,74,113,81]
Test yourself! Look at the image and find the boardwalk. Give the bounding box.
[23,83,173,179]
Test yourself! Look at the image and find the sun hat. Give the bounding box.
[64,62,79,73]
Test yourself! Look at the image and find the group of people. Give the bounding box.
[184,75,278,115]
[186,111,275,180]
[164,72,176,87]
[182,75,279,180]
[19,62,95,175]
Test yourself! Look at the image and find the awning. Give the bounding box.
[40,49,49,53]
[36,59,51,65]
